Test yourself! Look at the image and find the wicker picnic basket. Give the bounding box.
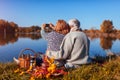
[18,48,37,68]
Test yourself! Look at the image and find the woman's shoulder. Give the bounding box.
[46,31,64,39]
[48,31,64,36]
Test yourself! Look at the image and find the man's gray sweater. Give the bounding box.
[46,31,90,67]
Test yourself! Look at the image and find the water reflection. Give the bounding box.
[100,37,113,50]
[0,32,120,62]
[0,33,42,46]
[0,33,46,62]
[0,33,18,46]
[15,33,41,40]
[89,35,119,56]
[100,37,115,56]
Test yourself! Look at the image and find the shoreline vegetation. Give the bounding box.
[84,29,120,39]
[1,19,120,39]
[0,55,120,80]
[0,19,41,34]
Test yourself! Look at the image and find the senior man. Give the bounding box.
[46,19,90,69]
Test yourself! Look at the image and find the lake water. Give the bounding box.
[0,33,120,62]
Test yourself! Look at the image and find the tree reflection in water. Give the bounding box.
[100,37,116,56]
[0,33,42,46]
[100,37,114,56]
[88,34,119,57]
[100,37,113,50]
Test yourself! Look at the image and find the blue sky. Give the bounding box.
[0,0,120,29]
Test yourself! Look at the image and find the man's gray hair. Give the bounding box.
[68,19,80,28]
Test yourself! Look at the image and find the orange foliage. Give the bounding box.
[14,56,67,79]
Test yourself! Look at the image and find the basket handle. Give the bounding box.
[18,48,36,57]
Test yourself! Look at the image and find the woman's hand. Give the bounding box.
[49,23,55,30]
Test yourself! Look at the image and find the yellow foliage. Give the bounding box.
[29,76,35,80]
[46,73,51,78]
[14,68,20,73]
[19,71,24,75]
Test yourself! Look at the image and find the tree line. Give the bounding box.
[0,19,118,34]
[85,20,119,33]
[0,19,41,33]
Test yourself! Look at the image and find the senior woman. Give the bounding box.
[41,20,70,53]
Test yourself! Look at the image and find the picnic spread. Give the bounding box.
[14,48,67,80]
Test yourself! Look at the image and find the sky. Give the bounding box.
[0,0,120,29]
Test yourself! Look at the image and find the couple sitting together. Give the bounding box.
[41,19,91,69]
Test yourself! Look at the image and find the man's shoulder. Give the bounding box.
[68,31,86,36]
[65,31,88,39]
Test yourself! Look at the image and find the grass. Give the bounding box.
[0,56,120,80]
[0,62,30,80]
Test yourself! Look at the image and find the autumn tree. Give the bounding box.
[100,20,114,33]
[9,22,18,32]
[31,25,41,33]
[0,19,18,33]
[0,19,6,33]
[0,19,41,33]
